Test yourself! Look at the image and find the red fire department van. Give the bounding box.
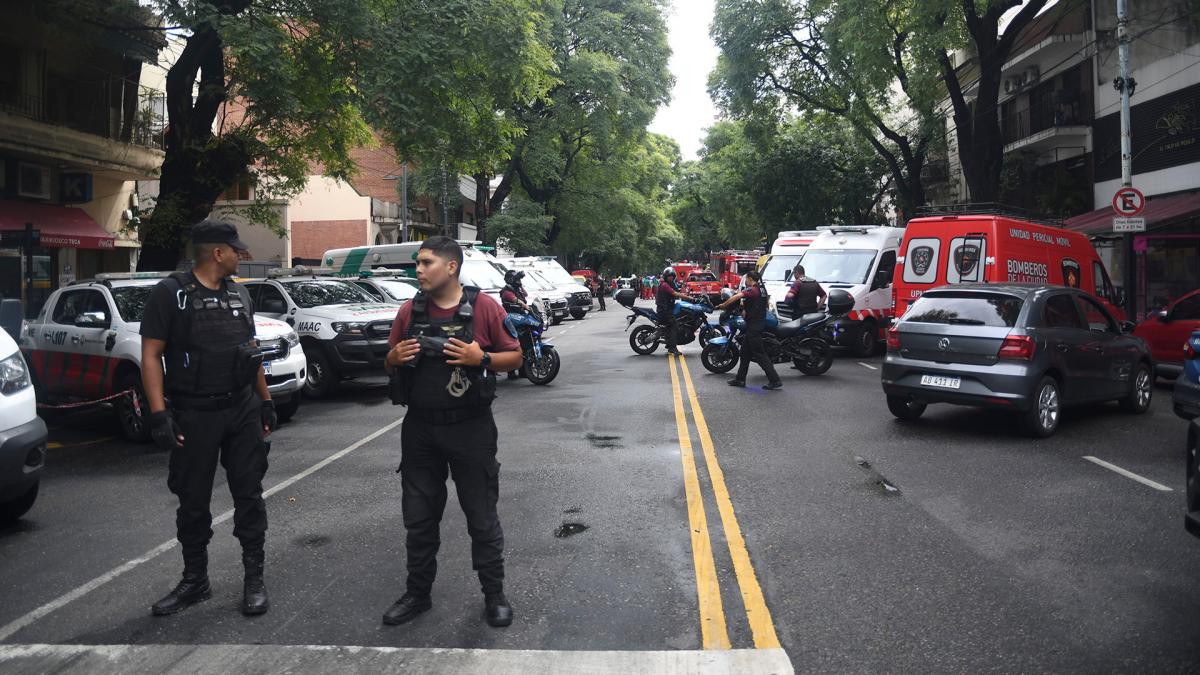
[894,214,1125,320]
[711,250,761,289]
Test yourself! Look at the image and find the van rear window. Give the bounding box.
[904,291,1023,327]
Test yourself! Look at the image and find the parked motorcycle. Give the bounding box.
[504,310,560,385]
[700,290,854,376]
[621,295,718,355]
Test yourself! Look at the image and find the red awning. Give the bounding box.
[1064,191,1200,235]
[0,200,116,250]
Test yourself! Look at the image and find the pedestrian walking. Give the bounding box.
[718,270,782,390]
[384,236,524,628]
[595,274,607,311]
[140,220,276,617]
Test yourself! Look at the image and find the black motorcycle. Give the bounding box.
[701,290,854,376]
[620,294,718,355]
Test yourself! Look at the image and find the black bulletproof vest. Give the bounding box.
[163,272,255,396]
[501,284,525,313]
[744,283,768,323]
[405,286,496,411]
[791,277,822,314]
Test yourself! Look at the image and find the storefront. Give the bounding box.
[1065,190,1200,320]
[0,199,117,318]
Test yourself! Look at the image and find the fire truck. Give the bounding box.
[711,250,761,289]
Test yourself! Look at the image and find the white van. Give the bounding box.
[789,226,903,357]
[761,230,822,302]
[322,241,506,303]
[0,300,46,523]
[496,256,594,319]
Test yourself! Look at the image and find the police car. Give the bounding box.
[20,272,307,442]
[242,268,399,398]
[345,269,420,304]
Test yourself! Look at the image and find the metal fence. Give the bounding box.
[0,78,165,150]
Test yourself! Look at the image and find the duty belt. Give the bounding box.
[171,386,252,411]
[406,405,491,426]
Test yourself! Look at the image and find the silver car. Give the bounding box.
[881,283,1154,437]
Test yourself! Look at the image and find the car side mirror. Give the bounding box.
[75,311,110,329]
[0,299,22,340]
[1157,309,1170,323]
[874,269,892,289]
[1120,320,1136,334]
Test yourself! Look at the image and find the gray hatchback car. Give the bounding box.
[881,284,1154,437]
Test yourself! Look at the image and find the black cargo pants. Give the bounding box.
[658,306,677,352]
[400,409,504,597]
[736,320,781,384]
[169,390,268,571]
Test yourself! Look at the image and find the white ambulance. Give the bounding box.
[321,241,507,304]
[787,226,903,357]
[761,230,822,303]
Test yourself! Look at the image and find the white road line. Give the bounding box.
[858,362,878,370]
[1082,456,1172,492]
[0,418,404,643]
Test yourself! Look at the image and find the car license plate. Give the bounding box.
[920,374,960,389]
[262,361,273,376]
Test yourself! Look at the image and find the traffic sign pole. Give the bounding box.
[1115,0,1138,318]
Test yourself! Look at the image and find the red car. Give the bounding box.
[684,271,723,304]
[1134,289,1200,378]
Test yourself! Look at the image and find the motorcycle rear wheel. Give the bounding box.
[523,346,561,385]
[701,343,739,374]
[629,325,660,355]
[793,338,833,376]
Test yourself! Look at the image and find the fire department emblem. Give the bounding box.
[911,246,934,276]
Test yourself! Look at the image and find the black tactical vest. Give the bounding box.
[163,272,256,396]
[656,281,675,315]
[791,276,822,315]
[744,283,769,323]
[403,286,496,411]
[501,284,526,313]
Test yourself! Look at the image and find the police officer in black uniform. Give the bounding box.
[718,269,782,390]
[140,220,276,617]
[656,267,695,356]
[383,236,524,628]
[784,264,827,317]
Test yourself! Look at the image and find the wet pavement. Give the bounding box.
[1,304,1198,672]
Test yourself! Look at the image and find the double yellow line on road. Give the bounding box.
[668,353,780,650]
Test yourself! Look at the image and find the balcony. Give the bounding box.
[0,80,165,180]
[1002,92,1093,154]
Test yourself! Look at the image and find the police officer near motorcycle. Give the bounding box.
[717,269,782,390]
[657,267,695,356]
[140,220,276,617]
[784,264,827,316]
[384,236,524,628]
[500,269,530,314]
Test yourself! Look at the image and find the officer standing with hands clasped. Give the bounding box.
[140,220,276,617]
[383,236,524,628]
[718,269,783,390]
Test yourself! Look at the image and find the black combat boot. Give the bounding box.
[152,554,211,616]
[241,551,269,616]
[382,593,432,625]
[484,592,513,627]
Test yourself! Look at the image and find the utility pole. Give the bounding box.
[1114,0,1137,316]
[401,160,409,243]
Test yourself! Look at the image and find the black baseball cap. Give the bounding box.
[191,219,249,251]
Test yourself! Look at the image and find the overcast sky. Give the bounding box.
[648,1,721,162]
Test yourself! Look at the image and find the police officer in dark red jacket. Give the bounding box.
[656,267,695,356]
[383,237,524,628]
[718,270,782,390]
[140,220,276,618]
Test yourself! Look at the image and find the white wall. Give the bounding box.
[1094,162,1200,209]
[288,175,370,225]
[209,202,290,265]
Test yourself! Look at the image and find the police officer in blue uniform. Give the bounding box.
[140,220,276,617]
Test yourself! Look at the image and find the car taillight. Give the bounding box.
[886,326,901,352]
[998,335,1036,360]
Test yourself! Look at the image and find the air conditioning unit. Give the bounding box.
[1026,66,1040,83]
[1004,78,1018,94]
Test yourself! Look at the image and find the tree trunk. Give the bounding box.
[472,171,491,242]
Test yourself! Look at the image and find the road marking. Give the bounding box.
[858,362,878,371]
[0,643,795,674]
[677,356,782,650]
[1082,456,1172,492]
[0,418,405,643]
[46,436,117,450]
[668,353,731,650]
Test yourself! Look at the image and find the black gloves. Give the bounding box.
[261,399,278,432]
[150,411,183,452]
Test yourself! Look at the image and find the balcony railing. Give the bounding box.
[1002,92,1093,146]
[0,79,165,151]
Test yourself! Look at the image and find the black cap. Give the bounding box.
[191,219,248,251]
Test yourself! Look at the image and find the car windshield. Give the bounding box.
[534,264,577,286]
[377,279,418,301]
[799,249,878,285]
[283,280,375,308]
[111,285,154,322]
[525,270,556,291]
[761,254,802,282]
[689,272,717,282]
[904,292,1023,327]
[462,259,506,290]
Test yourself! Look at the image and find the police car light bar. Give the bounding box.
[817,226,878,234]
[357,269,414,279]
[95,271,172,281]
[267,266,335,278]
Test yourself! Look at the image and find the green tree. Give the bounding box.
[486,197,555,255]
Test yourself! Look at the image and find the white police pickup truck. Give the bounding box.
[242,268,399,398]
[0,299,46,523]
[21,273,307,441]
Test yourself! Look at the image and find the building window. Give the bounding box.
[220,175,255,202]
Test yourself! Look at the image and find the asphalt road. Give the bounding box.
[1,302,1198,673]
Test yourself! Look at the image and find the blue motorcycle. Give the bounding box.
[624,297,718,355]
[701,298,851,376]
[504,310,560,385]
